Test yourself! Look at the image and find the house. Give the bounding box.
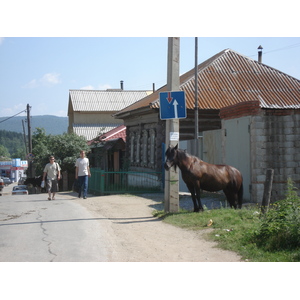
[68,84,152,141]
[114,49,300,204]
[88,125,126,171]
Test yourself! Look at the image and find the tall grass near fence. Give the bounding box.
[253,178,300,252]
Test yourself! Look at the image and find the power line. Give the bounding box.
[0,109,27,124]
[247,43,300,58]
[264,43,300,54]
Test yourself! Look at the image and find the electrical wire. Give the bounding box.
[263,43,300,54]
[247,43,300,57]
[0,109,27,124]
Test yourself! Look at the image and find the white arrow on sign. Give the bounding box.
[173,99,178,118]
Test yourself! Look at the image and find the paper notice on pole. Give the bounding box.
[170,132,179,141]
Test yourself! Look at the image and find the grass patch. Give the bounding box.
[153,179,300,262]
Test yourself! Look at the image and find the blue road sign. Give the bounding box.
[159,91,186,120]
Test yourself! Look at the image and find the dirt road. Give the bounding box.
[75,193,242,262]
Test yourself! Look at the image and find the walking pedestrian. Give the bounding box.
[75,150,91,199]
[42,155,61,200]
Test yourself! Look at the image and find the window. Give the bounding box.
[150,129,155,165]
[142,130,148,166]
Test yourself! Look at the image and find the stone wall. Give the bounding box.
[251,110,300,203]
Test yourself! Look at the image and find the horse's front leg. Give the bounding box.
[196,181,204,212]
[186,184,199,212]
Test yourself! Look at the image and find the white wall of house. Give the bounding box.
[222,117,251,202]
[179,118,252,202]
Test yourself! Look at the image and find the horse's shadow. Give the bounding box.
[146,192,227,212]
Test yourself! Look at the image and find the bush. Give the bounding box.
[254,178,300,251]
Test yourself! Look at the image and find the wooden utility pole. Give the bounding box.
[194,37,199,156]
[27,104,33,177]
[164,37,180,213]
[22,119,28,154]
[261,169,274,214]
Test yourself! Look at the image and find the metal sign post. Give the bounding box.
[163,37,181,213]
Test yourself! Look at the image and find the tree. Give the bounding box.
[32,128,89,175]
[0,130,26,159]
[0,144,10,159]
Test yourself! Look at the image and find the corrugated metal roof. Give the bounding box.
[99,125,126,141]
[88,125,126,145]
[115,49,300,117]
[73,123,120,141]
[69,90,152,112]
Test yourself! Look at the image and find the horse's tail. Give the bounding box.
[238,181,243,209]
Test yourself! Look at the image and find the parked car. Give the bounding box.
[0,178,4,192]
[1,177,12,186]
[12,185,28,195]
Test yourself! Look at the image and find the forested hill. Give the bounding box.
[0,115,68,135]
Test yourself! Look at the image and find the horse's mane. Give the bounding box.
[176,149,202,167]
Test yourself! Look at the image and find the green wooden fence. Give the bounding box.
[88,168,163,195]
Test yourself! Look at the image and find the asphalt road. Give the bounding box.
[0,184,109,262]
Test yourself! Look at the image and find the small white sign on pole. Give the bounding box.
[170,131,179,141]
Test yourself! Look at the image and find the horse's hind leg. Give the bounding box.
[223,189,237,209]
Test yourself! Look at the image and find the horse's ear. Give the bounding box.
[174,144,178,150]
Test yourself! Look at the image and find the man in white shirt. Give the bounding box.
[75,150,91,199]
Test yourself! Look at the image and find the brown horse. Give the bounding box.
[164,144,243,212]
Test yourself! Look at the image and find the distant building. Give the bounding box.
[0,159,28,181]
[68,83,152,141]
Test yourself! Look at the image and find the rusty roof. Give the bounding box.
[98,124,126,142]
[114,49,300,117]
[88,124,126,145]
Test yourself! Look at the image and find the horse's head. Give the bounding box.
[164,144,178,171]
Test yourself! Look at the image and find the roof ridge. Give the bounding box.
[69,89,151,92]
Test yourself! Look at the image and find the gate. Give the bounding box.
[88,168,163,195]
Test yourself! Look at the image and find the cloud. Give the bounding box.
[80,84,112,90]
[22,72,61,89]
[80,85,94,90]
[55,110,67,117]
[41,72,61,85]
[23,79,38,89]
[98,84,112,90]
[0,103,27,117]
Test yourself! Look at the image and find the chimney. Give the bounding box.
[120,80,124,90]
[258,45,263,63]
[152,83,155,92]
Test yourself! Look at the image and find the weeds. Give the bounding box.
[254,178,300,251]
[153,178,300,261]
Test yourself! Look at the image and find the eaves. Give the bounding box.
[114,106,158,119]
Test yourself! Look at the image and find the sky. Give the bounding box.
[1,36,299,119]
[0,1,299,120]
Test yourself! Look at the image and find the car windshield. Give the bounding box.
[13,186,27,191]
